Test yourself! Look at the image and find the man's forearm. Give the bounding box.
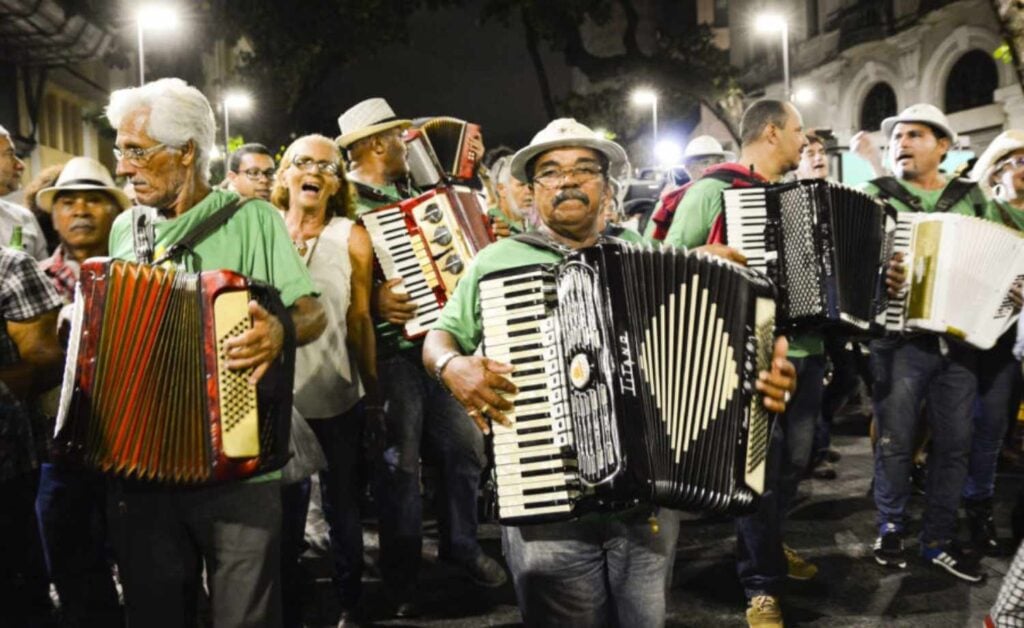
[422,329,464,375]
[290,296,326,347]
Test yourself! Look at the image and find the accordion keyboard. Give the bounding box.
[361,207,442,336]
[722,188,771,272]
[884,215,914,329]
[479,269,580,522]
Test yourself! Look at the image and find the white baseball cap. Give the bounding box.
[683,135,735,162]
[881,103,957,145]
[336,98,412,148]
[510,118,629,182]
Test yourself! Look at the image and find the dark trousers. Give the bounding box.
[374,352,486,594]
[0,470,52,626]
[35,463,122,628]
[108,478,283,628]
[736,355,826,598]
[870,335,977,542]
[280,479,310,628]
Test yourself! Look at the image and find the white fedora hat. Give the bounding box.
[336,98,412,148]
[36,157,131,213]
[881,103,957,145]
[970,129,1024,194]
[683,135,735,162]
[510,118,629,182]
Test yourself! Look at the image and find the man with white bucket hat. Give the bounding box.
[423,117,796,626]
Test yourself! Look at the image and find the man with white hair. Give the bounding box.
[0,125,48,260]
[488,154,532,235]
[422,118,796,626]
[103,78,326,627]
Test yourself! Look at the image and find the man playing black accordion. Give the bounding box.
[101,78,326,628]
[423,118,796,626]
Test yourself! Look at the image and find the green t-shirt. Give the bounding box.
[604,224,645,243]
[433,238,561,354]
[858,177,993,218]
[108,189,319,482]
[352,182,420,356]
[989,199,1024,231]
[487,205,526,235]
[659,177,821,356]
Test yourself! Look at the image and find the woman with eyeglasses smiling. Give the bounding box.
[270,134,381,627]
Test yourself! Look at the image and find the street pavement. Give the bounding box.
[298,413,1021,627]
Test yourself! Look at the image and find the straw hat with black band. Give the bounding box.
[336,98,412,149]
[35,156,132,213]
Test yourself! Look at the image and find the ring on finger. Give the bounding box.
[783,391,792,404]
[479,403,491,416]
[467,408,480,418]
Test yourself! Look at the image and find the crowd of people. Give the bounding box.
[0,74,1023,628]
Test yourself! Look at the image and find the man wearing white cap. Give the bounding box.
[422,117,796,626]
[32,156,130,627]
[863,103,993,583]
[681,134,736,182]
[0,125,48,260]
[337,98,506,616]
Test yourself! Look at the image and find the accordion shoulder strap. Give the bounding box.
[154,197,257,265]
[510,231,572,256]
[871,176,983,216]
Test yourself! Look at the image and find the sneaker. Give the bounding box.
[873,524,907,569]
[922,542,984,583]
[459,553,508,588]
[783,545,818,580]
[811,460,838,480]
[746,595,783,628]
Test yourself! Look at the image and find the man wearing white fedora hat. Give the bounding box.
[338,97,507,616]
[0,125,48,260]
[423,117,796,626]
[862,102,994,584]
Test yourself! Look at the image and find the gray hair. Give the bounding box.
[106,78,217,182]
[491,155,513,185]
[0,125,9,140]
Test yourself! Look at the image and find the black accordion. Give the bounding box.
[722,180,895,333]
[479,241,777,525]
[54,259,295,485]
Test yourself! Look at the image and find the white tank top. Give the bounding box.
[292,216,363,418]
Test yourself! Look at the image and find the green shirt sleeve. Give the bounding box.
[663,179,723,249]
[433,254,486,354]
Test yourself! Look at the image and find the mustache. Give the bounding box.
[553,190,590,207]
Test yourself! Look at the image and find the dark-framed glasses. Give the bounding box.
[532,164,604,189]
[242,168,276,181]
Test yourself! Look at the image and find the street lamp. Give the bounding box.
[135,5,179,85]
[755,13,790,100]
[654,139,683,167]
[222,91,253,161]
[631,88,659,162]
[793,87,815,106]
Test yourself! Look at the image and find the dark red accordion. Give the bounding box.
[54,259,294,484]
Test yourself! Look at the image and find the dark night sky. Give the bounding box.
[304,4,574,153]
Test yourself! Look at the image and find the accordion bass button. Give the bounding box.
[423,203,443,223]
[444,255,464,274]
[432,227,453,246]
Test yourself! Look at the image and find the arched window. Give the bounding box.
[945,50,998,113]
[860,82,897,132]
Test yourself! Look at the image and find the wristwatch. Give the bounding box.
[433,351,462,384]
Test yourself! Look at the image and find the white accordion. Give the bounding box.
[885,213,1024,349]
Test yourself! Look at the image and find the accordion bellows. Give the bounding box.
[54,259,294,484]
[479,242,777,524]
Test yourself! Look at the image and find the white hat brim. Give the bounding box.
[336,119,413,148]
[684,150,735,163]
[36,184,132,213]
[510,137,629,183]
[969,130,1024,186]
[881,115,957,145]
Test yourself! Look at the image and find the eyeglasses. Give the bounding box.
[998,156,1024,173]
[241,168,276,181]
[532,164,604,189]
[113,143,175,166]
[291,155,339,175]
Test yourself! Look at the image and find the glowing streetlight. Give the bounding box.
[755,13,791,100]
[631,89,659,162]
[222,91,253,161]
[135,5,179,85]
[793,87,815,105]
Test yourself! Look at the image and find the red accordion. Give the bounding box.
[360,186,494,338]
[405,117,482,187]
[54,259,294,484]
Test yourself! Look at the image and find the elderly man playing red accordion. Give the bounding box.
[423,118,797,626]
[102,78,325,628]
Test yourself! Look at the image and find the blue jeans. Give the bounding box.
[501,509,680,627]
[870,335,977,543]
[35,463,122,628]
[736,354,826,598]
[374,352,486,594]
[964,332,1022,502]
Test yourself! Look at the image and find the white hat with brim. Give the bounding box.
[881,103,958,145]
[969,129,1024,195]
[683,135,735,163]
[36,156,131,213]
[510,118,629,183]
[336,97,412,148]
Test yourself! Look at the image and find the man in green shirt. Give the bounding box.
[423,117,796,627]
[866,103,987,583]
[104,78,326,628]
[337,98,507,615]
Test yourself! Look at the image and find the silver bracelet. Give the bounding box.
[433,351,462,384]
